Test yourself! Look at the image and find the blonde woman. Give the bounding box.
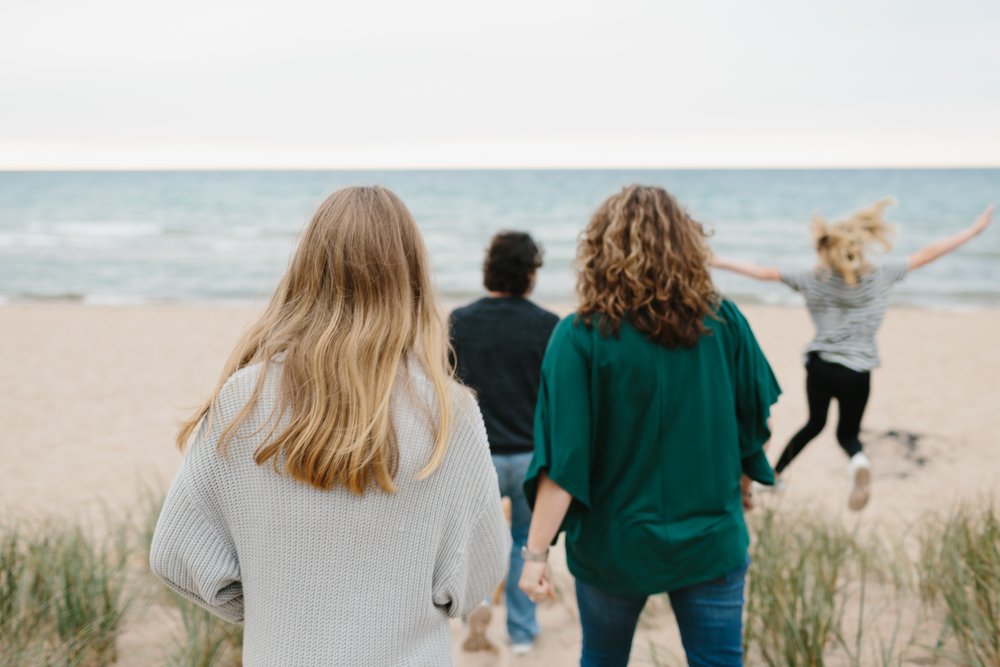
[519,186,780,667]
[150,186,510,666]
[713,200,994,511]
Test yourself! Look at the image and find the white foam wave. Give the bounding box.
[0,232,60,248]
[51,221,165,238]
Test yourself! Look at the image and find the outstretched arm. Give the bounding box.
[908,205,994,271]
[711,255,782,282]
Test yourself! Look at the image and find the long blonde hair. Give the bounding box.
[577,185,718,348]
[812,198,896,286]
[177,186,454,494]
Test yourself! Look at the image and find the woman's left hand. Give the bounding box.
[519,560,554,603]
[740,475,755,511]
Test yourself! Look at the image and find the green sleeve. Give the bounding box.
[727,302,781,485]
[524,317,592,510]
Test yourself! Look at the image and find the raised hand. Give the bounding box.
[971,204,995,236]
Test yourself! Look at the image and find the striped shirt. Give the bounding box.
[781,259,909,372]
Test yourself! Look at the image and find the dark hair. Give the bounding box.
[482,231,543,296]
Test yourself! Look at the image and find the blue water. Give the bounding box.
[0,170,997,307]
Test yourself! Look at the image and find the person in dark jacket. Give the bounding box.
[450,231,559,655]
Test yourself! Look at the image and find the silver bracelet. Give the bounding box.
[521,546,549,563]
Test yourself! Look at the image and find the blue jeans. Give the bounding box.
[491,452,539,645]
[575,558,749,667]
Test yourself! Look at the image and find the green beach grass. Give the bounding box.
[0,522,130,666]
[2,495,998,665]
[642,503,999,667]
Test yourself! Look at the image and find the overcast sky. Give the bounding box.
[2,0,998,169]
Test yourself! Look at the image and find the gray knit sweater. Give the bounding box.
[150,360,510,666]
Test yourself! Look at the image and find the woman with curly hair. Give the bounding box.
[518,185,781,667]
[713,200,993,511]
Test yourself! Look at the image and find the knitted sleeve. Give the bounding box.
[149,373,250,623]
[432,498,510,618]
[431,392,510,618]
[149,473,244,622]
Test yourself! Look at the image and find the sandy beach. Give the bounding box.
[2,302,999,665]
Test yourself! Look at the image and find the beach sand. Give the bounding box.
[2,303,998,665]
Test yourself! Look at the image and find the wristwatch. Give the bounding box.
[521,546,549,563]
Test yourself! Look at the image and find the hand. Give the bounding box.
[519,559,554,603]
[741,475,755,511]
[971,205,995,236]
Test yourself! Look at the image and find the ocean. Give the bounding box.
[0,169,997,308]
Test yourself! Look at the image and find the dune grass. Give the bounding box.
[641,504,998,666]
[4,495,998,665]
[743,503,1000,666]
[742,507,930,667]
[0,487,245,666]
[134,487,243,666]
[919,503,1000,667]
[0,522,130,666]
[164,596,243,667]
[744,508,859,666]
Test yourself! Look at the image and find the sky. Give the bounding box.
[1,0,999,169]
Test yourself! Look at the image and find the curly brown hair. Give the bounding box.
[576,185,718,348]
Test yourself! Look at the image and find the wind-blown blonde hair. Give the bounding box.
[812,198,896,286]
[176,186,454,494]
[577,185,718,348]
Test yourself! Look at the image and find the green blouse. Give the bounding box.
[524,300,780,596]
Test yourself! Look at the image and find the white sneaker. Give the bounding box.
[511,642,533,656]
[847,453,872,511]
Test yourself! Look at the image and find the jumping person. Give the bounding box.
[150,186,509,666]
[519,185,780,667]
[712,199,994,510]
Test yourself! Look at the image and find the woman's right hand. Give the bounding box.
[971,204,995,236]
[909,203,996,270]
[519,560,554,603]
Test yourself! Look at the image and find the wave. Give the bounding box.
[7,292,87,302]
[0,290,269,307]
[50,221,165,238]
[0,221,168,249]
[2,287,998,310]
[0,232,60,248]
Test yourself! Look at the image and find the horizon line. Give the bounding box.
[2,163,1000,172]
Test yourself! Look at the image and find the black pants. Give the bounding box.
[774,352,871,474]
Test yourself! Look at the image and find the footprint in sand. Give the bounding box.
[864,428,935,479]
